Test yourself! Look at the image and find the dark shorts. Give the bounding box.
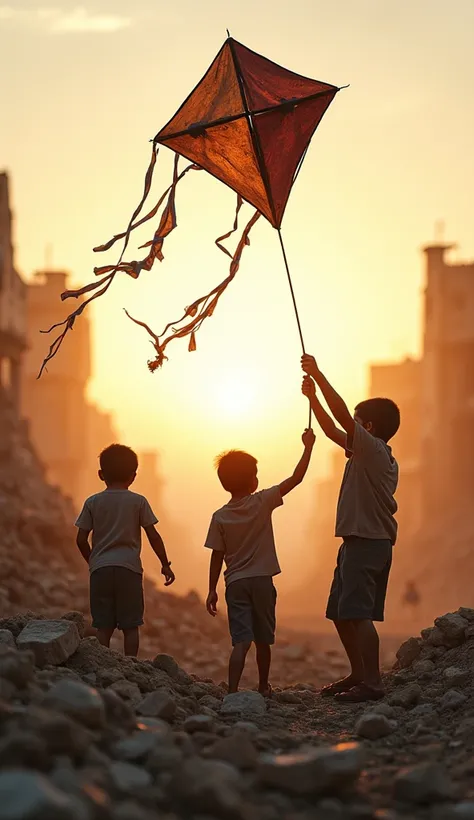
[225,576,277,646]
[90,566,144,631]
[326,537,392,622]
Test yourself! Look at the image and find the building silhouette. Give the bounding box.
[0,173,26,410]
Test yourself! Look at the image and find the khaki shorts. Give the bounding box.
[225,576,277,645]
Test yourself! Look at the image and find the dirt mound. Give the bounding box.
[0,608,473,818]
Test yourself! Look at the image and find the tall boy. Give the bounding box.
[76,444,175,657]
[302,354,399,702]
[205,429,315,695]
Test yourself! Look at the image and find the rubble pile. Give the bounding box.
[0,608,473,819]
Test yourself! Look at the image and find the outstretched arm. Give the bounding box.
[302,376,347,449]
[76,529,91,564]
[144,524,175,586]
[279,428,316,497]
[302,354,355,439]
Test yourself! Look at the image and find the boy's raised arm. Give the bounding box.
[302,375,347,449]
[279,428,315,497]
[302,354,355,441]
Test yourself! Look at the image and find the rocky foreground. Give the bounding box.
[0,608,473,819]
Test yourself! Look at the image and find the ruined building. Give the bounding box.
[0,173,26,409]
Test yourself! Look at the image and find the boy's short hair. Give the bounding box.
[100,444,138,483]
[355,398,400,443]
[215,450,258,493]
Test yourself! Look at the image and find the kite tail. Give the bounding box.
[126,198,260,371]
[37,152,199,377]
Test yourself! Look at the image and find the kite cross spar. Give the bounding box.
[39,36,346,424]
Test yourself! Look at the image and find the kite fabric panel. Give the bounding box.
[38,37,341,377]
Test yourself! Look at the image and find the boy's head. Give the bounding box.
[215,450,258,496]
[99,444,138,486]
[354,398,400,443]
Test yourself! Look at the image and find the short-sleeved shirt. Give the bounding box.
[335,423,399,545]
[205,486,283,588]
[75,489,158,575]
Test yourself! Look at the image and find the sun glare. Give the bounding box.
[213,373,257,418]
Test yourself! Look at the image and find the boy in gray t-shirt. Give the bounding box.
[302,354,400,703]
[205,429,315,695]
[75,444,175,657]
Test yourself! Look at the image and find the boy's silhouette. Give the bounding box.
[205,429,315,694]
[76,444,174,657]
[302,354,400,702]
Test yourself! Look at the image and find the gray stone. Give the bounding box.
[394,762,454,804]
[207,731,258,769]
[466,624,474,641]
[425,626,447,647]
[412,659,435,677]
[17,620,80,667]
[355,712,396,740]
[199,695,222,711]
[169,757,243,816]
[443,666,470,687]
[234,720,259,735]
[396,637,422,668]
[107,680,142,705]
[136,690,176,721]
[114,730,163,762]
[0,769,88,819]
[60,612,86,639]
[389,683,422,708]
[439,689,468,712]
[411,703,436,718]
[109,761,151,792]
[0,645,34,687]
[258,742,364,795]
[221,690,266,717]
[457,607,474,623]
[43,680,105,729]
[0,630,15,649]
[434,613,468,647]
[152,653,182,679]
[370,703,396,718]
[183,714,215,733]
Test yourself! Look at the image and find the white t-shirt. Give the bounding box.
[75,488,158,575]
[205,486,283,587]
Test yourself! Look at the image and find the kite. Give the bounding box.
[39,36,344,379]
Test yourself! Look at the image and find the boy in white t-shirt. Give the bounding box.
[205,429,315,695]
[75,444,175,657]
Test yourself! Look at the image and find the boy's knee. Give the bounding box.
[233,641,252,654]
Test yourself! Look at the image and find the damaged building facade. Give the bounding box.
[0,173,26,409]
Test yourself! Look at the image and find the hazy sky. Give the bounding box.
[1,0,473,590]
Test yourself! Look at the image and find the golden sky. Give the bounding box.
[1,0,474,593]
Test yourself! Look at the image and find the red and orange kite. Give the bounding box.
[39,37,343,376]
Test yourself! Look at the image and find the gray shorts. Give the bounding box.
[90,566,144,631]
[225,576,277,646]
[326,537,392,622]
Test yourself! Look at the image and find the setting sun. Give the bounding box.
[212,371,257,418]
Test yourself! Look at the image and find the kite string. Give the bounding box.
[277,229,312,428]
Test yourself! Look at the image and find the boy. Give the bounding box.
[205,429,315,695]
[75,444,175,657]
[302,354,400,702]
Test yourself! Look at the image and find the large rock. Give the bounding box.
[396,637,422,669]
[0,769,88,819]
[221,691,266,717]
[258,742,364,795]
[389,683,421,709]
[440,689,468,712]
[434,613,468,648]
[43,679,105,729]
[444,667,470,687]
[0,644,34,687]
[0,630,15,649]
[394,762,454,804]
[207,732,258,769]
[355,712,396,740]
[17,620,80,667]
[168,757,243,816]
[136,690,176,721]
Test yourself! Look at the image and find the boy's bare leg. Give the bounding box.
[256,643,272,696]
[123,627,139,657]
[96,628,114,648]
[228,641,251,693]
[355,620,382,689]
[334,620,365,683]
